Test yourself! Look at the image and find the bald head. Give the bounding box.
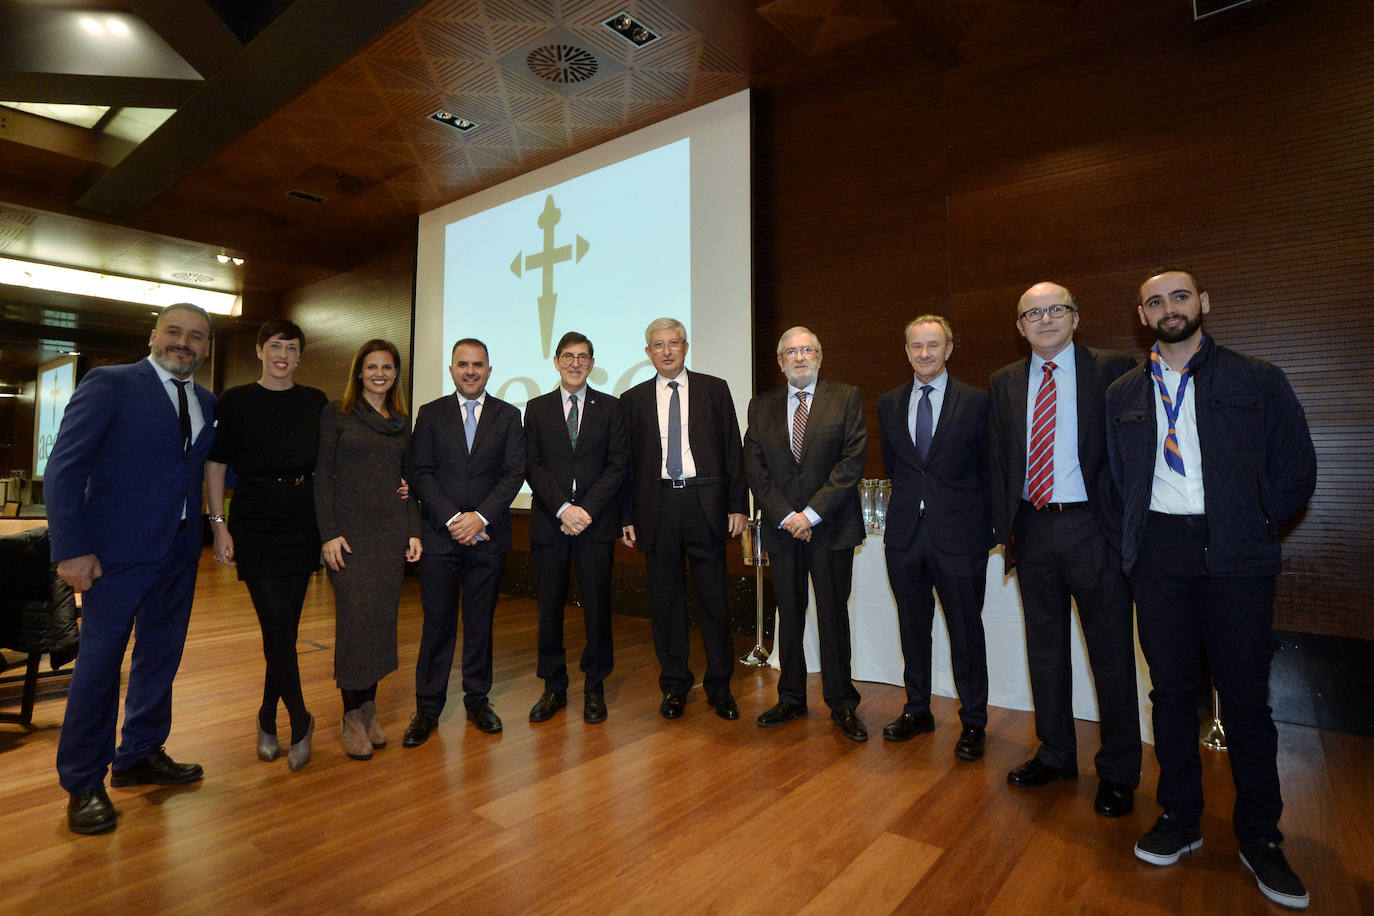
[1016,281,1080,360]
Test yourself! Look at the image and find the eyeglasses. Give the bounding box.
[1018,304,1076,322]
[649,339,685,352]
[781,346,819,359]
[558,353,591,365]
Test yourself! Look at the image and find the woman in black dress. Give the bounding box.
[315,339,420,760]
[206,319,327,771]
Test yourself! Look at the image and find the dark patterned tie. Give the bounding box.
[666,381,682,480]
[567,393,579,448]
[792,391,809,463]
[914,384,933,461]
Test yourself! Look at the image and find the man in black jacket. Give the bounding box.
[1107,269,1315,911]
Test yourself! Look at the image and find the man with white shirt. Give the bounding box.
[744,327,868,740]
[620,318,749,721]
[45,303,216,835]
[1107,269,1315,910]
[524,332,628,724]
[878,316,992,759]
[404,338,525,744]
[987,282,1141,817]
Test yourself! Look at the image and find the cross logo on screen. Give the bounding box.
[510,194,590,358]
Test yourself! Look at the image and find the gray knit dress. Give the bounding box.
[314,400,419,690]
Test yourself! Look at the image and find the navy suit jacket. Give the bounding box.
[879,374,992,556]
[744,379,867,553]
[524,386,628,545]
[620,370,748,553]
[987,344,1136,565]
[406,393,525,555]
[44,358,215,568]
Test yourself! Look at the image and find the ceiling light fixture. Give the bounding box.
[429,110,477,132]
[215,254,245,266]
[604,11,659,48]
[0,256,238,316]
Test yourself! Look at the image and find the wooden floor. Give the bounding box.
[2,552,1369,915]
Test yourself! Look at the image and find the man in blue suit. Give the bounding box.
[45,303,217,835]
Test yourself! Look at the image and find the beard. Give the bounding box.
[151,344,207,378]
[1150,312,1203,344]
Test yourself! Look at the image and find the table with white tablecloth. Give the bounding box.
[768,533,1154,741]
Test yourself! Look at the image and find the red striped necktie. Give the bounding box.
[1028,362,1057,508]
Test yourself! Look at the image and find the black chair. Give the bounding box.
[0,526,79,726]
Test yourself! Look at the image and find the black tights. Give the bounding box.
[340,684,377,713]
[244,575,312,744]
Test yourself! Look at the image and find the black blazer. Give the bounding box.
[987,344,1136,563]
[524,386,628,545]
[620,370,748,553]
[744,379,867,553]
[405,393,525,555]
[878,374,992,556]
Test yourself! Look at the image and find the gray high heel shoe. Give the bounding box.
[257,726,281,762]
[287,714,314,771]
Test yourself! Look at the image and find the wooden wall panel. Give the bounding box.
[754,0,1374,638]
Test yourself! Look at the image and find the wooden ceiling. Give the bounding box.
[0,0,1092,372]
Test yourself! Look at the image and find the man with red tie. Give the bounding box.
[987,282,1140,817]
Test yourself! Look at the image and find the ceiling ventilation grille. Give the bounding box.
[526,44,599,84]
[287,189,326,203]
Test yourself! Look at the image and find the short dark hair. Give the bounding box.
[555,331,593,358]
[451,337,489,361]
[1141,268,1204,300]
[256,318,306,352]
[157,302,211,329]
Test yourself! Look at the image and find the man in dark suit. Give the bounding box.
[745,327,869,741]
[987,281,1141,817]
[620,317,749,721]
[525,331,628,724]
[45,303,216,835]
[879,315,992,759]
[403,338,524,744]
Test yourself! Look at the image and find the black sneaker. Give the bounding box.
[1239,841,1309,910]
[1134,812,1203,866]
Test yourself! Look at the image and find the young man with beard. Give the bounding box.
[45,303,217,834]
[1106,269,1316,910]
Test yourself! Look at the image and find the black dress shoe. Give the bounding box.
[659,693,686,719]
[1007,756,1077,787]
[707,693,740,720]
[882,711,935,742]
[954,725,986,761]
[110,748,203,786]
[402,711,439,747]
[583,689,607,724]
[1094,779,1134,817]
[756,701,808,727]
[529,690,568,723]
[67,787,116,835]
[466,702,503,734]
[831,708,869,742]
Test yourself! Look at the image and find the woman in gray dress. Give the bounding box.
[315,339,420,760]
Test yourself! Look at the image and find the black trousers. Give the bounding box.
[533,535,614,692]
[415,548,506,715]
[885,521,989,727]
[1012,503,1141,785]
[244,575,311,732]
[1133,512,1283,844]
[771,537,859,712]
[645,486,735,699]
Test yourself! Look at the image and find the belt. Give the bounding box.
[1022,499,1088,512]
[661,476,726,489]
[241,472,313,487]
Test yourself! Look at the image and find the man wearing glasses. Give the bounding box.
[987,282,1141,817]
[621,318,749,720]
[744,327,868,740]
[524,332,628,724]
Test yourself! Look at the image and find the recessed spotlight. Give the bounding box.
[604,11,659,47]
[216,253,229,264]
[430,110,478,132]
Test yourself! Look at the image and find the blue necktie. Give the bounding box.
[666,381,682,480]
[464,400,477,451]
[914,384,933,461]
